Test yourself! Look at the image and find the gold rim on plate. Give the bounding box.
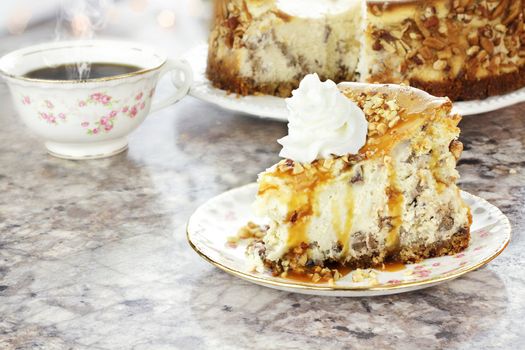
[186,184,511,292]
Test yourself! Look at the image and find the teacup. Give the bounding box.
[0,39,193,159]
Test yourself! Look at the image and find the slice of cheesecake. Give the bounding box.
[253,76,471,278]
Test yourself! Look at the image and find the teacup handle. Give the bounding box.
[151,58,193,112]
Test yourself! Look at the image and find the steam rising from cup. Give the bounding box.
[54,0,115,80]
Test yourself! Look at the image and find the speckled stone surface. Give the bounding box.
[1,18,525,350]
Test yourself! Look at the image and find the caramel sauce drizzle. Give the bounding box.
[274,168,333,249]
[286,201,314,249]
[264,109,449,254]
[257,184,279,196]
[272,9,292,22]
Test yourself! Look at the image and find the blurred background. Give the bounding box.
[0,0,211,56]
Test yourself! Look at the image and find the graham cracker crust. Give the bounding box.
[394,226,470,263]
[262,227,470,279]
[206,55,299,97]
[410,65,525,101]
[206,50,354,98]
[208,50,525,101]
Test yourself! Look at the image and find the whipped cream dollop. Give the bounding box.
[278,73,368,163]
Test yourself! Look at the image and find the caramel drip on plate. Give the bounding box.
[285,264,353,283]
[284,262,404,284]
[386,161,404,251]
[380,261,406,272]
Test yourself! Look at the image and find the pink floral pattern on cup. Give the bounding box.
[79,92,118,108]
[21,96,31,105]
[122,90,147,119]
[22,89,151,132]
[36,94,66,125]
[82,109,119,135]
[39,112,67,125]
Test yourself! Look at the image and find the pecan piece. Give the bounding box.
[419,46,434,60]
[477,50,489,62]
[423,16,439,28]
[466,45,480,56]
[503,2,521,25]
[449,139,463,160]
[423,36,447,50]
[467,31,479,46]
[372,39,383,51]
[433,59,448,70]
[380,40,397,53]
[490,0,508,20]
[480,37,494,55]
[369,4,383,16]
[414,16,431,38]
[225,16,239,30]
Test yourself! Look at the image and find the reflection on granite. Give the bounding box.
[1,83,525,348]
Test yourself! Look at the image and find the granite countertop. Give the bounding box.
[1,13,525,350]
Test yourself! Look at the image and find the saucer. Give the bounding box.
[185,44,525,120]
[186,183,511,297]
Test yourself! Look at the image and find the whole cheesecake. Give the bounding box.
[249,75,471,280]
[207,0,525,101]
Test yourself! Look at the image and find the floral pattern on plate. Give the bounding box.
[186,183,511,297]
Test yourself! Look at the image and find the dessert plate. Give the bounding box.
[186,183,511,297]
[185,44,525,120]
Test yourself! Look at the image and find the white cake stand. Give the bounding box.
[185,44,525,121]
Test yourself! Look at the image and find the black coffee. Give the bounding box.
[23,62,142,81]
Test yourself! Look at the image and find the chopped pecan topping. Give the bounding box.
[449,139,463,160]
[423,36,447,50]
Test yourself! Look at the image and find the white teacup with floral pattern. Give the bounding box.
[0,40,193,159]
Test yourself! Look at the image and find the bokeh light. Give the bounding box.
[70,13,92,37]
[7,6,32,35]
[129,0,149,13]
[157,10,175,29]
